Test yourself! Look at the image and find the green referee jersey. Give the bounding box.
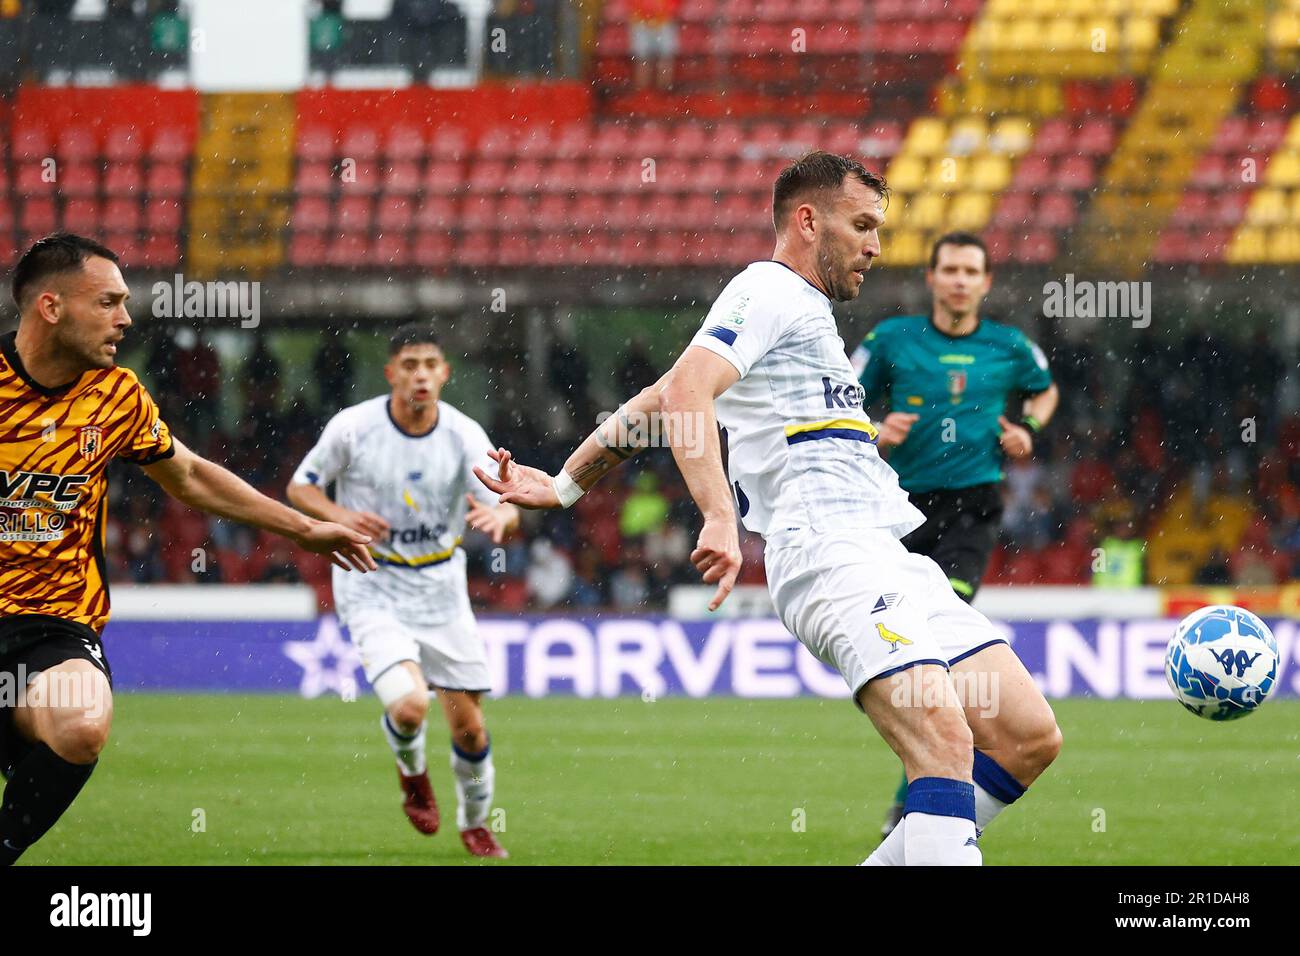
[851,314,1052,494]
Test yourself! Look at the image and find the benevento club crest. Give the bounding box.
[947,369,967,403]
[79,425,103,462]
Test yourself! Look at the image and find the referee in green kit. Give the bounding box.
[852,231,1060,839]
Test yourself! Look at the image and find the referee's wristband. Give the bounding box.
[552,468,585,509]
[1019,415,1043,435]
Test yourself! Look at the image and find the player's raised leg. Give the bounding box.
[857,665,981,866]
[372,659,440,835]
[438,689,506,859]
[0,659,112,864]
[951,642,1062,831]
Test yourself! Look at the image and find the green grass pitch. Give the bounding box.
[20,694,1299,865]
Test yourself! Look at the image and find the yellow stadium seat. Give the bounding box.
[1246,189,1289,226]
[903,118,950,158]
[1270,13,1300,49]
[927,157,968,191]
[948,193,993,230]
[1283,118,1300,146]
[1268,227,1300,262]
[883,228,926,266]
[911,193,949,230]
[1226,226,1268,263]
[970,155,1012,192]
[1290,190,1300,223]
[1267,152,1300,188]
[989,117,1035,155]
[1124,16,1159,51]
[885,156,926,193]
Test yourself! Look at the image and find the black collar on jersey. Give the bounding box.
[758,260,832,305]
[386,394,438,438]
[0,329,84,397]
[926,311,983,340]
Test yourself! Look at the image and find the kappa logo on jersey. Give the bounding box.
[0,471,91,511]
[82,639,103,663]
[78,425,103,462]
[871,593,902,614]
[822,377,866,409]
[876,622,912,651]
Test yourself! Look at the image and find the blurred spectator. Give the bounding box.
[628,0,680,90]
[525,539,574,608]
[617,337,657,396]
[392,0,467,74]
[487,0,556,77]
[1194,549,1231,586]
[620,471,669,538]
[1092,518,1145,588]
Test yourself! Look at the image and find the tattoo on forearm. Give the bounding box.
[570,458,614,485]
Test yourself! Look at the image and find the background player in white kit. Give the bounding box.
[476,153,1062,865]
[288,324,519,859]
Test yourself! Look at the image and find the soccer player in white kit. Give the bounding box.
[476,153,1062,865]
[288,324,519,859]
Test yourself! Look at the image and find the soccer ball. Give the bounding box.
[1165,605,1278,721]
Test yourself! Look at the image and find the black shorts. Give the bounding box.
[901,483,1004,603]
[0,615,112,775]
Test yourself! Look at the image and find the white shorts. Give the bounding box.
[344,608,491,694]
[764,527,1007,707]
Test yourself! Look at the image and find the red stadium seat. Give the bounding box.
[326,233,369,267]
[992,191,1035,229]
[453,232,496,268]
[1036,192,1077,229]
[1016,231,1057,264]
[20,199,57,233]
[15,162,54,194]
[414,196,457,230]
[145,163,185,198]
[371,232,410,268]
[1075,119,1115,156]
[430,126,468,161]
[497,195,534,231]
[376,195,414,233]
[11,127,52,163]
[1031,118,1073,156]
[143,198,182,232]
[289,231,328,267]
[56,127,97,161]
[551,122,592,160]
[0,199,13,232]
[535,194,569,230]
[540,159,583,193]
[339,126,381,160]
[294,161,335,196]
[476,126,517,162]
[339,161,379,195]
[1188,154,1229,189]
[423,160,464,195]
[59,163,100,198]
[382,161,421,195]
[1214,190,1250,227]
[384,124,427,161]
[466,161,508,194]
[334,196,373,234]
[461,194,499,230]
[1011,155,1054,191]
[1153,229,1191,264]
[150,127,192,164]
[103,197,142,232]
[1055,155,1095,191]
[1170,191,1211,228]
[292,196,331,232]
[61,198,101,234]
[105,126,145,163]
[141,233,181,267]
[296,126,336,162]
[497,233,535,268]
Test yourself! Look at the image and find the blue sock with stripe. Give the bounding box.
[901,777,980,865]
[972,750,1027,831]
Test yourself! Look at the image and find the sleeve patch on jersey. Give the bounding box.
[705,325,738,347]
[305,470,320,485]
[1030,342,1049,371]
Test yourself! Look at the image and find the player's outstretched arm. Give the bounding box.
[286,480,391,540]
[659,346,742,611]
[143,438,377,572]
[473,371,672,509]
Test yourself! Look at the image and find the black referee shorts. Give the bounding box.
[901,482,1004,603]
[0,615,112,777]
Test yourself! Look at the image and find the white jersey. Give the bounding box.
[688,261,925,539]
[291,395,499,625]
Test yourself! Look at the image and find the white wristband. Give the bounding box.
[552,469,585,509]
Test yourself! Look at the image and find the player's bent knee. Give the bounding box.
[48,713,110,765]
[388,694,428,733]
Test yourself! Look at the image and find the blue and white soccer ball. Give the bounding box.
[1165,605,1278,721]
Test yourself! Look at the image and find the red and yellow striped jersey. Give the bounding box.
[0,330,173,633]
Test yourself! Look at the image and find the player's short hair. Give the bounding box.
[772,151,889,231]
[11,232,120,311]
[388,322,442,357]
[929,231,989,272]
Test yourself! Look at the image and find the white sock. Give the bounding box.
[381,713,426,776]
[975,784,1009,832]
[904,812,981,866]
[861,820,907,866]
[450,742,494,830]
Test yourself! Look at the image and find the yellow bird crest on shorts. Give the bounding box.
[876,622,912,650]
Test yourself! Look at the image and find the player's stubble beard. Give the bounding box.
[54,311,115,372]
[817,235,864,303]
